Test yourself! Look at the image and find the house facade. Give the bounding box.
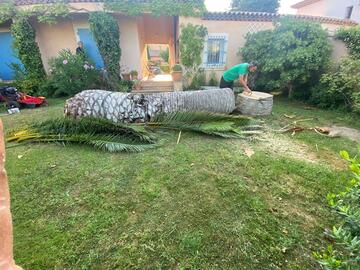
[0,0,357,89]
[292,0,360,23]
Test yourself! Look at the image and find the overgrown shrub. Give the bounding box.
[241,18,331,99]
[314,151,360,270]
[89,12,121,79]
[180,23,207,89]
[45,50,100,96]
[11,18,46,94]
[336,27,360,59]
[311,57,360,113]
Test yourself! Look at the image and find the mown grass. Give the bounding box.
[3,97,359,270]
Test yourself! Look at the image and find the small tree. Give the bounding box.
[180,23,207,88]
[89,12,121,79]
[241,18,331,98]
[231,0,279,13]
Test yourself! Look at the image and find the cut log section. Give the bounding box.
[65,89,236,123]
[236,91,273,116]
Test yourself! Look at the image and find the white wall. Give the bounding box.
[297,0,360,22]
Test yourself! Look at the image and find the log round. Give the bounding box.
[235,91,273,116]
[65,89,236,123]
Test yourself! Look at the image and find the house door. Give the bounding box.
[76,28,104,69]
[0,32,22,80]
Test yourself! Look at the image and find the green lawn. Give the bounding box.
[3,98,359,270]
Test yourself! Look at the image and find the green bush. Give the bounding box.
[172,64,182,72]
[208,71,218,86]
[89,12,121,79]
[336,27,360,58]
[311,57,360,113]
[314,151,360,270]
[184,69,205,90]
[241,18,331,99]
[160,64,170,73]
[46,50,100,96]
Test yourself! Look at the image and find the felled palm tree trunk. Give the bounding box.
[65,89,235,123]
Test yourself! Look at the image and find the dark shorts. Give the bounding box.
[219,76,234,90]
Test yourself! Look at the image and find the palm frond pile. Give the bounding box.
[7,112,262,153]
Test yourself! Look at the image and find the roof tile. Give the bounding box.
[203,11,358,26]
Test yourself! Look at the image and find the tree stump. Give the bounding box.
[236,91,273,116]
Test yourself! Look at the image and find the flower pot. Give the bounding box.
[171,71,182,82]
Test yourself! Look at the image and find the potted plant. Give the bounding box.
[171,64,183,81]
[130,70,139,80]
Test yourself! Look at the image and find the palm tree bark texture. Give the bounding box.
[65,89,236,123]
[0,120,23,270]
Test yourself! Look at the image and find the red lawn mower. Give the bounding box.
[0,86,48,112]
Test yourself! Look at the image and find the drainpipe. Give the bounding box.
[0,120,22,270]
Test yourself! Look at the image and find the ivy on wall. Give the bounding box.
[0,1,69,25]
[0,1,15,24]
[336,26,360,59]
[104,0,206,17]
[11,18,46,81]
[89,12,121,78]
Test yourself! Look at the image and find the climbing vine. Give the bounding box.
[336,26,360,59]
[0,1,69,24]
[0,1,15,24]
[104,0,206,17]
[11,18,46,82]
[89,12,121,79]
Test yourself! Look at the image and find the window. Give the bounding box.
[203,34,228,69]
[345,6,353,19]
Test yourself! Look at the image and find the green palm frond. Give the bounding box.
[146,111,259,138]
[6,111,262,152]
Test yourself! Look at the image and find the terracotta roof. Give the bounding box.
[203,11,358,26]
[291,0,321,9]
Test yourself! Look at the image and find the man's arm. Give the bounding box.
[239,75,252,93]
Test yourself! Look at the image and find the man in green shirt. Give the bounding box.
[220,62,257,95]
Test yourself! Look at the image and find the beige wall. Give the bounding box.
[116,15,142,75]
[32,17,78,71]
[296,0,327,16]
[295,0,360,22]
[30,14,142,74]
